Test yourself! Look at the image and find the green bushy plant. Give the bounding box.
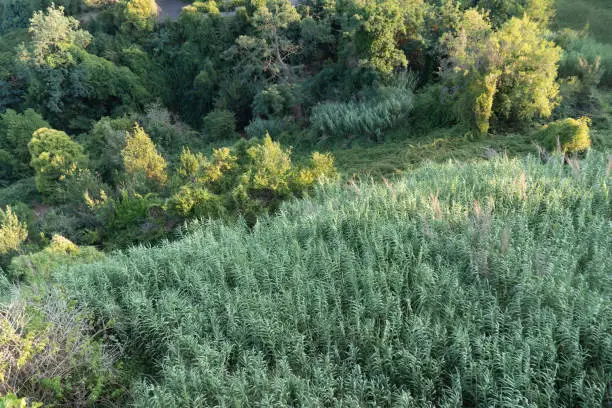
[0,393,42,408]
[8,234,104,282]
[0,292,119,406]
[556,29,612,88]
[536,116,592,153]
[203,108,238,141]
[244,117,286,139]
[0,109,50,182]
[167,186,225,218]
[28,128,87,202]
[122,124,168,188]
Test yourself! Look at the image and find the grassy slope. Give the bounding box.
[58,152,611,406]
[555,0,612,44]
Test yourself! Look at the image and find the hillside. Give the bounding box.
[55,152,612,406]
[1,0,612,405]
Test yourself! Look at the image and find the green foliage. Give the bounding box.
[122,125,168,187]
[0,294,119,406]
[536,116,592,153]
[167,186,225,218]
[172,137,336,224]
[493,16,562,122]
[28,128,87,201]
[442,11,561,133]
[555,0,612,43]
[0,393,42,408]
[0,109,50,183]
[473,0,554,27]
[556,29,612,88]
[100,190,167,248]
[310,86,414,140]
[86,115,133,184]
[348,0,409,75]
[23,5,92,69]
[8,235,104,282]
[18,5,148,130]
[58,152,611,406]
[202,108,238,140]
[120,0,159,33]
[0,206,28,256]
[0,179,38,208]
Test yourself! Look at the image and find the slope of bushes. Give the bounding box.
[57,152,611,407]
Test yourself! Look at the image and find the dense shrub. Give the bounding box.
[203,108,238,141]
[8,234,103,282]
[556,29,612,88]
[0,292,119,406]
[0,206,27,256]
[167,186,225,218]
[58,153,611,406]
[536,116,592,153]
[244,117,286,139]
[0,109,50,182]
[28,128,87,201]
[122,125,168,187]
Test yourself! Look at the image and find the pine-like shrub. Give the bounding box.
[57,152,611,407]
[536,116,592,153]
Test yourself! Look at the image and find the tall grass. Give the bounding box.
[57,152,611,407]
[310,87,414,141]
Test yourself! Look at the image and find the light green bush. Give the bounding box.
[536,116,592,153]
[8,235,104,282]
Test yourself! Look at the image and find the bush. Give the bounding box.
[0,109,49,182]
[0,206,27,256]
[0,179,38,207]
[122,125,168,188]
[0,293,118,406]
[28,128,87,201]
[86,116,133,184]
[556,29,612,88]
[167,186,225,218]
[203,109,238,141]
[536,116,592,153]
[8,235,104,282]
[244,117,286,139]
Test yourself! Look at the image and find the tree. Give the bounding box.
[28,127,87,199]
[492,16,561,122]
[122,124,168,186]
[19,5,148,130]
[441,9,500,134]
[22,4,92,69]
[120,0,159,33]
[251,0,301,81]
[0,108,49,181]
[441,11,561,133]
[473,0,554,27]
[0,206,28,255]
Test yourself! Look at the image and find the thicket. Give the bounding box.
[56,152,611,406]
